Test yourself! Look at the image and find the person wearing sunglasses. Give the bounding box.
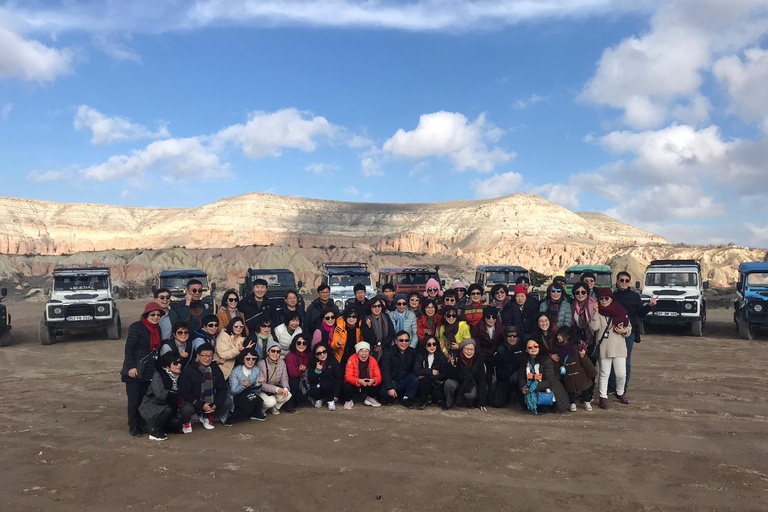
[226,347,267,425]
[490,284,511,311]
[139,352,189,441]
[387,293,418,347]
[470,305,504,388]
[539,283,573,329]
[437,306,471,357]
[580,272,598,300]
[217,290,248,336]
[215,317,254,379]
[238,278,273,334]
[179,342,232,430]
[519,339,569,414]
[121,302,165,437]
[160,321,194,370]
[381,331,419,408]
[444,338,488,411]
[308,343,343,411]
[413,335,448,409]
[610,271,656,397]
[364,297,396,361]
[590,288,632,409]
[341,341,382,408]
[439,290,458,315]
[304,284,340,334]
[275,311,303,359]
[153,287,179,341]
[170,279,211,334]
[492,325,527,409]
[452,280,469,311]
[285,334,312,409]
[257,340,293,414]
[330,307,363,366]
[422,277,443,304]
[251,320,276,360]
[312,306,338,349]
[505,285,540,338]
[463,283,486,327]
[191,314,222,362]
[417,299,442,343]
[407,292,423,319]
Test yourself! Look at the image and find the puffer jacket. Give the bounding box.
[120,321,157,382]
[237,294,273,333]
[380,346,417,390]
[387,309,418,347]
[437,321,472,355]
[228,364,262,396]
[518,357,569,413]
[257,358,289,394]
[446,355,488,407]
[178,361,228,413]
[345,354,382,386]
[330,317,362,363]
[540,299,573,328]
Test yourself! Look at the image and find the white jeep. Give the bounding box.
[39,266,122,345]
[639,259,708,337]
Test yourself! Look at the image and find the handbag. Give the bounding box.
[537,392,554,406]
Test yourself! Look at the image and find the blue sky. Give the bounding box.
[1,1,767,247]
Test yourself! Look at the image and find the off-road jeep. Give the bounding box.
[321,262,376,309]
[734,262,768,340]
[239,268,304,309]
[153,269,217,310]
[0,287,11,347]
[40,266,122,345]
[639,259,708,337]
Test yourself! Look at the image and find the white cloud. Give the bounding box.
[305,162,339,174]
[27,168,75,182]
[513,93,547,109]
[605,184,724,224]
[343,186,359,196]
[0,102,11,119]
[713,47,768,125]
[91,34,142,63]
[383,111,515,172]
[529,183,581,210]
[0,24,73,82]
[472,171,523,199]
[74,105,170,145]
[747,222,768,246]
[360,156,384,177]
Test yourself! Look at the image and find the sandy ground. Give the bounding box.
[1,300,767,512]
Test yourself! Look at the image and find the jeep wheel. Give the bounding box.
[738,317,756,340]
[106,314,122,340]
[636,319,645,336]
[0,329,9,347]
[690,319,703,337]
[39,318,56,345]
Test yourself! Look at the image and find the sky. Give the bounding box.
[0,0,767,247]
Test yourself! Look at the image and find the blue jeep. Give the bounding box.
[734,262,768,340]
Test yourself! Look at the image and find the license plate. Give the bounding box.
[655,311,678,317]
[67,315,93,321]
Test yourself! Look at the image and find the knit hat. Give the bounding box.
[202,314,219,325]
[514,285,528,296]
[142,302,164,317]
[483,305,498,317]
[266,339,281,352]
[581,271,596,281]
[553,276,566,286]
[196,342,214,354]
[597,287,614,298]
[353,283,366,293]
[355,341,371,353]
[505,325,520,334]
[394,293,408,304]
[453,279,466,290]
[423,278,443,297]
[459,338,476,350]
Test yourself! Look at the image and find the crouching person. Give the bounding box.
[226,347,267,425]
[308,343,343,411]
[380,331,419,408]
[258,340,293,414]
[413,335,448,410]
[139,352,190,441]
[178,343,232,432]
[444,339,488,411]
[341,342,382,408]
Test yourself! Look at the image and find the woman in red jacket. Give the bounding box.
[341,341,382,409]
[417,299,442,343]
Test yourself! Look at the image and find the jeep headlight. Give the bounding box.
[755,304,764,313]
[684,303,693,311]
[96,305,107,314]
[48,306,64,318]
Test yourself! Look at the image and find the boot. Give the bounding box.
[599,397,609,409]
[617,394,630,405]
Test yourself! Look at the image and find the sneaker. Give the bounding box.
[442,404,452,411]
[343,400,354,410]
[200,416,215,429]
[598,397,609,410]
[569,403,577,412]
[327,401,336,411]
[313,400,323,408]
[364,397,381,407]
[182,422,193,434]
[403,398,414,409]
[249,411,267,421]
[584,402,593,412]
[222,417,234,427]
[148,431,167,441]
[271,407,280,415]
[129,427,143,437]
[418,402,427,410]
[617,394,630,405]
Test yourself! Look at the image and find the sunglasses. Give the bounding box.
[426,342,437,347]
[176,330,190,335]
[506,332,519,337]
[171,360,182,365]
[574,290,587,296]
[551,289,562,293]
[268,349,281,354]
[470,291,482,296]
[396,301,407,306]
[495,290,506,294]
[206,323,219,328]
[347,314,358,319]
[244,356,257,361]
[370,304,383,308]
[315,350,327,355]
[485,315,496,319]
[618,278,630,283]
[427,287,438,292]
[296,341,307,346]
[148,312,162,317]
[324,315,336,320]
[445,313,457,318]
[157,295,170,300]
[396,337,410,343]
[444,297,456,302]
[598,297,612,302]
[583,279,595,283]
[227,298,239,303]
[527,343,539,349]
[190,288,203,293]
[260,324,272,329]
[233,324,244,329]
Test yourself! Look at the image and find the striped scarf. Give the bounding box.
[197,362,214,404]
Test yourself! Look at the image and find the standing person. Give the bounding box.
[274,312,303,359]
[590,288,632,409]
[139,352,188,441]
[381,283,396,311]
[444,339,488,411]
[437,306,471,356]
[490,284,511,317]
[304,284,339,334]
[471,305,503,388]
[311,307,337,349]
[551,326,597,412]
[492,326,526,408]
[251,319,275,359]
[171,279,212,333]
[154,288,178,341]
[531,313,557,355]
[238,278,273,334]
[308,343,342,411]
[440,290,458,315]
[341,342,382,408]
[423,278,443,305]
[215,317,252,379]
[505,285,539,339]
[345,283,370,319]
[417,299,442,342]
[217,290,247,336]
[191,315,221,358]
[178,343,231,431]
[121,302,164,437]
[160,321,194,370]
[380,331,419,408]
[463,284,486,327]
[272,289,305,328]
[413,335,448,409]
[226,347,267,425]
[552,276,571,303]
[571,281,599,404]
[363,297,395,361]
[539,283,573,328]
[611,271,656,395]
[453,280,469,312]
[519,339,569,414]
[388,293,418,347]
[581,272,598,299]
[258,340,293,414]
[330,307,362,366]
[407,292,423,319]
[285,334,311,409]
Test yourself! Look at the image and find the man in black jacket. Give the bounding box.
[611,271,657,395]
[238,278,273,334]
[178,343,231,432]
[380,331,419,408]
[304,284,340,333]
[492,325,526,408]
[345,283,370,319]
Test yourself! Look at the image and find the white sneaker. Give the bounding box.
[182,422,192,434]
[271,407,280,415]
[327,401,336,411]
[200,416,215,430]
[313,399,323,408]
[343,400,354,410]
[569,403,577,412]
[584,401,593,412]
[364,397,381,407]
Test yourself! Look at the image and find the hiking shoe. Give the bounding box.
[182,422,193,434]
[403,399,414,409]
[149,431,167,441]
[584,402,593,412]
[327,401,336,411]
[313,399,323,408]
[598,397,609,410]
[200,416,215,429]
[364,397,381,407]
[569,403,577,412]
[617,394,630,405]
[343,400,354,410]
[250,411,267,421]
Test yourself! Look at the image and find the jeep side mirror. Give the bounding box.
[151,284,157,293]
[441,279,446,287]
[703,281,709,290]
[211,283,216,292]
[113,286,119,294]
[0,288,6,297]
[635,281,640,289]
[297,280,303,289]
[375,281,380,288]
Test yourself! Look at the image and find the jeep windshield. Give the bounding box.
[565,272,612,287]
[329,275,370,287]
[396,273,437,285]
[747,273,768,287]
[54,276,109,291]
[485,272,525,285]
[160,277,209,290]
[645,273,698,287]
[251,273,296,288]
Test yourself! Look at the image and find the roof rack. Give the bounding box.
[649,259,700,270]
[321,262,368,269]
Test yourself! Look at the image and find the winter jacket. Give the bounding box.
[158,309,179,341]
[257,358,290,395]
[345,298,370,319]
[171,301,212,334]
[446,355,488,407]
[274,324,302,359]
[552,347,596,394]
[540,299,573,328]
[345,354,382,386]
[272,304,306,329]
[237,294,273,333]
[362,313,396,352]
[437,321,472,355]
[417,314,442,342]
[614,288,651,343]
[120,321,157,382]
[215,331,246,379]
[518,357,569,413]
[303,298,340,334]
[470,321,504,362]
[413,351,448,382]
[285,351,311,379]
[217,309,249,337]
[228,364,263,396]
[308,357,343,399]
[159,338,194,370]
[139,371,180,426]
[494,341,527,383]
[178,361,228,413]
[387,309,418,348]
[380,346,417,390]
[590,314,633,360]
[330,317,362,363]
[506,298,540,335]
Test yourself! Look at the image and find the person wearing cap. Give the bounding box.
[121,302,165,437]
[504,285,540,338]
[492,325,527,408]
[452,280,469,312]
[462,283,486,327]
[178,342,232,431]
[444,338,488,411]
[413,334,448,409]
[387,293,418,348]
[381,283,396,311]
[540,283,573,329]
[304,284,340,334]
[341,341,382,408]
[345,283,370,319]
[471,305,504,388]
[257,339,293,414]
[580,272,598,300]
[330,307,363,366]
[380,330,419,408]
[552,276,571,303]
[590,288,632,409]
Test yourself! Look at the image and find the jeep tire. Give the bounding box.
[690,319,703,337]
[107,313,122,340]
[0,329,9,347]
[738,316,756,340]
[39,318,56,345]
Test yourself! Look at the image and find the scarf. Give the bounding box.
[598,301,629,328]
[163,367,179,391]
[426,316,435,331]
[459,352,473,369]
[194,328,217,349]
[546,298,561,324]
[557,342,576,358]
[442,318,459,341]
[573,299,596,345]
[257,334,273,357]
[493,297,510,311]
[197,362,214,404]
[394,310,406,332]
[358,358,370,379]
[371,314,388,343]
[266,358,279,385]
[525,377,540,415]
[141,318,162,351]
[344,325,359,358]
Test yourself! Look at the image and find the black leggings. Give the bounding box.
[309,380,338,403]
[231,389,265,423]
[125,380,150,429]
[418,377,445,404]
[288,376,308,408]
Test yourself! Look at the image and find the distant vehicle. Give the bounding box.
[321,262,376,309]
[475,265,529,302]
[0,287,10,347]
[640,259,707,337]
[734,262,768,340]
[153,269,216,310]
[40,266,121,345]
[239,268,304,309]
[564,265,613,296]
[377,266,444,296]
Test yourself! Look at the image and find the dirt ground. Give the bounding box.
[1,300,767,512]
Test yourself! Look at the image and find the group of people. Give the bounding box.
[121,271,656,441]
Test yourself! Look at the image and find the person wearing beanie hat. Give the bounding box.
[444,337,488,411]
[453,280,469,311]
[492,324,527,408]
[438,306,472,356]
[178,341,231,431]
[345,283,370,319]
[388,293,418,346]
[257,339,293,414]
[121,301,166,437]
[471,305,503,388]
[423,277,444,301]
[463,284,486,327]
[341,340,382,408]
[589,287,632,410]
